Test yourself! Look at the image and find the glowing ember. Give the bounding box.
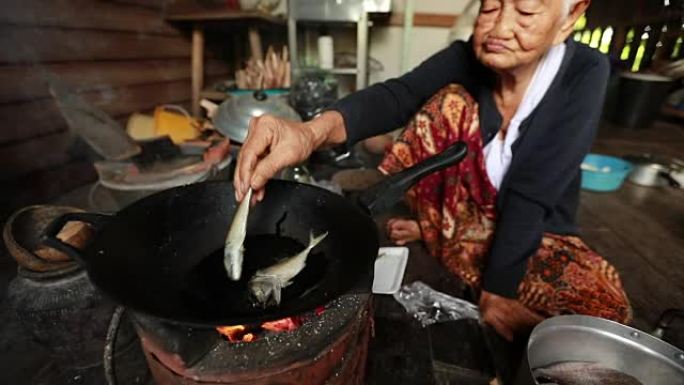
[262,317,299,332]
[216,308,327,343]
[216,325,251,343]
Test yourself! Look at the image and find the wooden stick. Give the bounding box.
[191,24,204,118]
[248,27,263,62]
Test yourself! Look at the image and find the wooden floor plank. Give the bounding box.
[581,228,684,330]
[580,193,684,292]
[576,202,610,232]
[580,120,684,334]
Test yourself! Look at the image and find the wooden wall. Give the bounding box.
[586,0,682,28]
[0,0,231,219]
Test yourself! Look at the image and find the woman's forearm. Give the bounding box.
[304,110,348,149]
[329,40,473,146]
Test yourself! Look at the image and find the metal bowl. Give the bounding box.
[522,315,684,385]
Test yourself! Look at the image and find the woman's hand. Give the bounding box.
[479,290,543,341]
[386,218,422,245]
[234,111,346,202]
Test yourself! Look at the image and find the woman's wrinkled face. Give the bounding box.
[473,0,566,73]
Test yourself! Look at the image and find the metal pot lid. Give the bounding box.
[214,90,301,143]
[636,162,669,172]
[527,315,684,384]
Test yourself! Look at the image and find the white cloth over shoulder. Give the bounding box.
[483,43,567,190]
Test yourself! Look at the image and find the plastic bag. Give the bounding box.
[393,281,480,327]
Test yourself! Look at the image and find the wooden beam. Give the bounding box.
[0,59,229,104]
[112,0,172,10]
[0,81,192,145]
[191,25,205,118]
[0,26,192,64]
[0,99,65,145]
[0,131,74,181]
[165,6,284,24]
[386,12,459,29]
[0,0,182,36]
[0,160,97,219]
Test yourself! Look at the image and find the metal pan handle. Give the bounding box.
[43,212,112,264]
[659,171,681,188]
[357,141,468,215]
[652,308,684,339]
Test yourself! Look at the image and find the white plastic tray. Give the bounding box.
[372,247,409,295]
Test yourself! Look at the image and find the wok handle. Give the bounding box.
[652,308,684,339]
[357,141,468,215]
[43,212,112,264]
[659,171,681,188]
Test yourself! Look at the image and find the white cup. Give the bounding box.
[318,35,334,70]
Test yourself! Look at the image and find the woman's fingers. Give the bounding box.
[481,308,514,342]
[386,218,397,234]
[234,112,343,202]
[253,188,265,204]
[480,290,543,341]
[250,149,295,191]
[387,219,422,245]
[235,117,273,200]
[508,303,544,332]
[387,219,420,246]
[387,219,411,232]
[492,317,515,342]
[390,229,409,240]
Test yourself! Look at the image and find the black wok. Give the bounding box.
[44,142,467,327]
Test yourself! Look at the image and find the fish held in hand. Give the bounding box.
[223,188,252,281]
[249,231,328,306]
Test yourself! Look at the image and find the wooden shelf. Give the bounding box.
[385,12,459,28]
[165,7,285,24]
[200,89,229,101]
[329,67,358,75]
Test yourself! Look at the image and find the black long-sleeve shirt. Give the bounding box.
[330,39,609,298]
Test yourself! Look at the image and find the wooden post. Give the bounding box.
[191,24,204,118]
[356,12,369,91]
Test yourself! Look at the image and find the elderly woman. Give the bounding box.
[234,0,631,340]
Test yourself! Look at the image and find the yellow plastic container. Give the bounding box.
[126,113,156,140]
[153,105,200,144]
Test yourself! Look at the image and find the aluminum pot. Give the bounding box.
[629,162,681,188]
[515,315,684,385]
[611,72,675,129]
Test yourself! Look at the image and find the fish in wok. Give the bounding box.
[248,231,328,306]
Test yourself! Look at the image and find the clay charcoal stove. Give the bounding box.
[134,294,372,385]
